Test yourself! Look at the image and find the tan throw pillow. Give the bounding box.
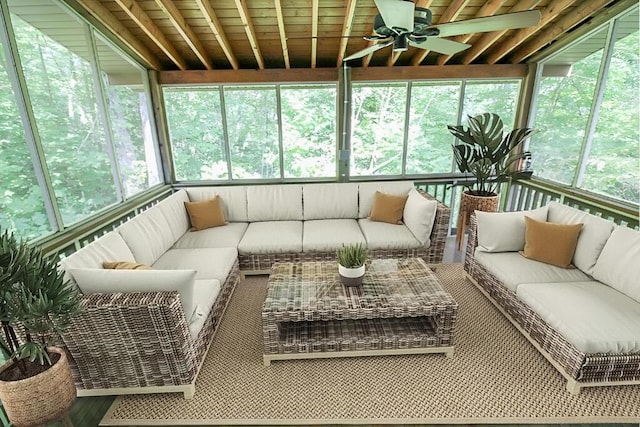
[184,196,226,231]
[369,191,409,225]
[522,216,584,268]
[102,261,152,270]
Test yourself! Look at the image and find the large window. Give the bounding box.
[462,80,520,128]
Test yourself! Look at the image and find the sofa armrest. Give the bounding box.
[63,291,197,390]
[418,190,451,264]
[464,213,479,273]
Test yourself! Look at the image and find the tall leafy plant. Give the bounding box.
[448,113,535,196]
[0,227,80,373]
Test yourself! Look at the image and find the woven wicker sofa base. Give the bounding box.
[465,261,640,394]
[65,261,241,399]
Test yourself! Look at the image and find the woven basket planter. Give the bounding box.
[456,191,499,249]
[0,347,76,427]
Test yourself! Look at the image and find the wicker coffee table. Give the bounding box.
[262,258,458,366]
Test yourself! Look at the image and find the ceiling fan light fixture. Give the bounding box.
[393,34,409,52]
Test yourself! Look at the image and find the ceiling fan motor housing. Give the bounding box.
[374,7,435,37]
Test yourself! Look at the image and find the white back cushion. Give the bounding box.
[154,190,191,242]
[358,181,414,218]
[247,185,303,221]
[118,206,177,265]
[547,202,614,275]
[593,227,640,303]
[476,206,548,252]
[60,231,134,272]
[302,183,358,220]
[402,188,437,246]
[185,186,248,222]
[70,268,198,323]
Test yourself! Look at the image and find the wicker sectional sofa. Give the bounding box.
[58,181,450,398]
[464,202,640,394]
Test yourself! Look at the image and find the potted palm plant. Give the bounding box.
[337,243,369,287]
[0,227,81,426]
[448,113,535,248]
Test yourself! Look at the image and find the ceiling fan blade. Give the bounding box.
[409,38,471,55]
[374,0,415,32]
[428,10,542,38]
[344,39,393,61]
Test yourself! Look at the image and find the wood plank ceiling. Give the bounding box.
[68,0,631,71]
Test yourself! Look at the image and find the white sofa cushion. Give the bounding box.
[247,185,303,222]
[302,183,359,220]
[155,190,191,241]
[517,281,640,354]
[60,231,134,272]
[357,219,421,250]
[153,247,238,283]
[546,202,614,275]
[185,186,248,222]
[593,227,640,303]
[476,206,548,252]
[303,219,366,252]
[189,279,221,339]
[173,222,249,249]
[69,268,197,326]
[402,188,437,246]
[238,221,303,254]
[474,250,591,292]
[358,181,414,218]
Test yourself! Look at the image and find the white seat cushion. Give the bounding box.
[474,250,591,293]
[593,227,640,303]
[247,185,303,222]
[60,231,134,272]
[303,219,366,252]
[475,206,548,252]
[153,247,238,283]
[358,181,414,218]
[185,186,248,222]
[357,218,421,250]
[189,279,221,339]
[238,221,303,254]
[402,188,437,246]
[517,281,640,354]
[173,222,248,249]
[302,183,359,220]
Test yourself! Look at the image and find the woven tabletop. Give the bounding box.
[263,258,456,322]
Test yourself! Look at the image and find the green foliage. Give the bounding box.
[336,243,369,268]
[448,113,534,196]
[0,226,81,368]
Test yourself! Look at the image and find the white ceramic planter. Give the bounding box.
[338,264,365,287]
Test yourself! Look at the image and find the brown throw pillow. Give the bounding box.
[521,216,584,268]
[184,196,226,231]
[102,261,152,270]
[369,191,409,225]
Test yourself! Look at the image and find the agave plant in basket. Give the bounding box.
[0,227,82,426]
[336,243,369,287]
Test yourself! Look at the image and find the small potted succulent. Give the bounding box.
[336,243,369,287]
[0,227,81,426]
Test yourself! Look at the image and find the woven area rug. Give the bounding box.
[101,263,640,425]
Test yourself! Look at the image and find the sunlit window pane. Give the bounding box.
[281,85,336,178]
[583,27,639,203]
[11,3,118,225]
[95,35,161,196]
[462,80,520,128]
[406,83,461,174]
[351,83,406,176]
[164,88,227,181]
[225,86,280,179]
[0,36,51,238]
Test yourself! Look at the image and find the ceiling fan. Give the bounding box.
[344,0,541,61]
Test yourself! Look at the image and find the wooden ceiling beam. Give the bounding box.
[461,0,541,65]
[485,0,576,64]
[273,0,290,69]
[411,0,472,66]
[70,0,162,69]
[113,0,186,70]
[510,0,619,64]
[154,0,212,69]
[435,0,507,66]
[194,0,239,70]
[234,0,265,69]
[387,51,402,67]
[311,0,318,68]
[336,0,358,67]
